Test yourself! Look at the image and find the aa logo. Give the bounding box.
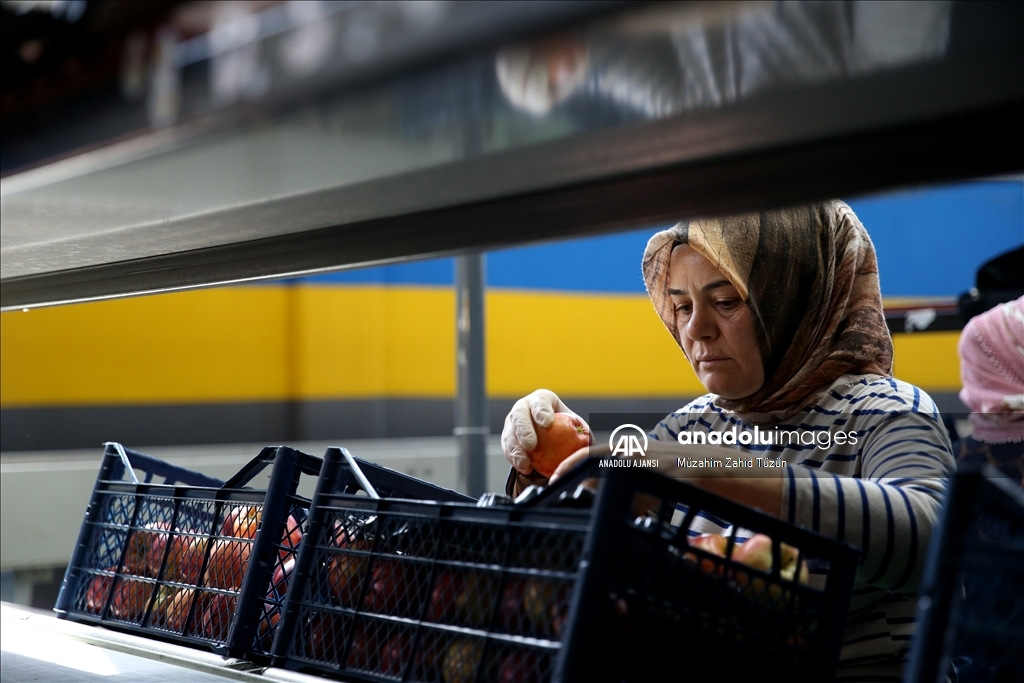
[609,424,649,457]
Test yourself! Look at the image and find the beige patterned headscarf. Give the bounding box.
[642,201,893,416]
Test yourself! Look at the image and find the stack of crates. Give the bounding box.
[56,444,864,680]
[271,452,861,681]
[906,465,1024,683]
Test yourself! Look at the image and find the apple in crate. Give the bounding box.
[427,569,462,622]
[269,556,295,600]
[731,534,809,603]
[454,571,498,628]
[306,611,345,661]
[123,522,170,577]
[83,570,115,614]
[732,534,807,580]
[221,505,261,539]
[380,632,411,676]
[163,534,207,585]
[496,578,526,632]
[499,650,544,683]
[279,514,303,561]
[528,413,590,478]
[161,587,196,633]
[684,533,728,576]
[442,638,484,683]
[109,578,152,621]
[363,559,416,616]
[204,538,251,590]
[199,593,236,640]
[327,523,371,606]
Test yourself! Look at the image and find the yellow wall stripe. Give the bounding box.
[486,289,702,397]
[891,331,961,393]
[0,285,961,408]
[292,286,456,399]
[1,288,291,406]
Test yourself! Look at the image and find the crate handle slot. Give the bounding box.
[221,446,320,490]
[340,448,380,499]
[104,441,139,485]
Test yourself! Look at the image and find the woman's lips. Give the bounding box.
[696,357,730,366]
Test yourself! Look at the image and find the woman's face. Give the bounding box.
[669,245,764,399]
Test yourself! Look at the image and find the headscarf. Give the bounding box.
[642,201,893,418]
[958,296,1024,444]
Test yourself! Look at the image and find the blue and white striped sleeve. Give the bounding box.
[782,384,954,594]
[649,395,715,443]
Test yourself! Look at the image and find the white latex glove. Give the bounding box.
[501,389,590,475]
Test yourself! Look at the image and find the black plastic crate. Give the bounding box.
[273,453,859,682]
[905,465,1024,683]
[326,447,475,504]
[54,442,321,662]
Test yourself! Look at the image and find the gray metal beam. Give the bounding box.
[2,1,1021,310]
[454,254,488,497]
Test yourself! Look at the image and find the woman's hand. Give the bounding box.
[549,443,610,482]
[501,389,590,475]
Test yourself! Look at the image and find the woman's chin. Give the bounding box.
[702,377,761,401]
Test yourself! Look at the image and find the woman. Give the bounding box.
[955,295,1024,483]
[502,201,955,680]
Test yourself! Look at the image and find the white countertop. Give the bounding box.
[0,602,338,683]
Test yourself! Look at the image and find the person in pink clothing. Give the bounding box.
[954,295,1024,484]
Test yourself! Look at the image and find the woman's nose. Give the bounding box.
[685,303,717,340]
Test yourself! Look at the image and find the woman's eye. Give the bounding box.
[716,299,739,310]
[674,303,692,315]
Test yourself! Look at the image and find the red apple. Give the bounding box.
[427,569,463,622]
[199,593,236,641]
[731,534,808,603]
[689,533,728,557]
[685,533,728,576]
[155,587,195,633]
[345,625,373,670]
[204,538,251,590]
[362,559,414,616]
[548,584,573,640]
[279,514,303,561]
[496,578,526,632]
[269,556,296,601]
[306,611,344,661]
[732,534,775,572]
[163,534,207,585]
[499,650,544,683]
[412,633,446,680]
[109,578,153,621]
[82,570,115,614]
[220,505,261,539]
[527,413,590,478]
[733,534,806,580]
[123,522,171,577]
[380,632,411,676]
[326,524,371,606]
[141,528,171,578]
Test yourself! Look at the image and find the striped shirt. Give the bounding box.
[651,373,955,675]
